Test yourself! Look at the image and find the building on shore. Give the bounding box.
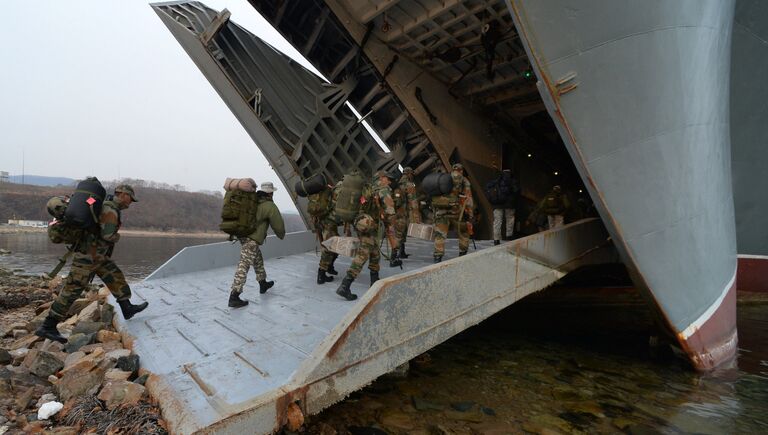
[7,219,48,228]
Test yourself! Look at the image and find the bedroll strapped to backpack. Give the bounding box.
[65,177,106,229]
[335,171,365,223]
[295,173,327,197]
[220,189,261,237]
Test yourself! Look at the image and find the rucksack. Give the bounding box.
[335,171,365,223]
[485,179,503,205]
[65,177,106,229]
[307,188,332,218]
[47,220,86,245]
[219,190,261,237]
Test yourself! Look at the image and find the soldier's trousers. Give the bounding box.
[319,220,339,271]
[433,215,469,257]
[492,208,515,240]
[395,215,408,246]
[50,251,131,321]
[547,215,564,230]
[231,238,266,293]
[347,233,380,279]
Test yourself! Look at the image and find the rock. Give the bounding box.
[57,358,112,401]
[9,335,40,351]
[37,401,63,420]
[21,349,39,369]
[47,375,59,384]
[10,348,30,365]
[28,351,64,378]
[445,409,485,423]
[133,373,149,386]
[378,410,415,430]
[25,312,48,333]
[0,349,10,365]
[284,402,304,431]
[104,369,132,382]
[411,396,444,411]
[45,426,78,435]
[96,330,121,343]
[63,352,85,369]
[16,386,35,410]
[76,302,100,323]
[63,333,94,353]
[97,380,145,410]
[100,304,115,325]
[34,301,52,316]
[71,321,105,336]
[0,249,10,255]
[450,401,476,412]
[116,355,140,376]
[481,406,496,416]
[12,330,27,339]
[105,349,131,360]
[65,299,92,317]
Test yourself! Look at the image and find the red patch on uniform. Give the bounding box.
[360,196,367,204]
[86,197,96,205]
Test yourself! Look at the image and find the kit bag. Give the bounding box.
[334,172,365,223]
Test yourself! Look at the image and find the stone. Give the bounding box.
[445,409,484,423]
[133,373,149,386]
[450,401,476,412]
[10,348,30,365]
[63,352,85,369]
[97,380,145,410]
[284,402,304,431]
[25,312,48,333]
[116,355,140,376]
[96,330,121,343]
[9,335,40,351]
[104,369,132,382]
[56,358,112,401]
[71,321,105,336]
[76,301,100,322]
[100,304,115,325]
[16,386,35,410]
[28,351,64,378]
[35,301,52,316]
[378,410,415,430]
[21,349,39,369]
[105,349,131,360]
[12,330,27,339]
[63,333,94,353]
[65,299,92,317]
[411,396,444,411]
[0,349,10,365]
[48,375,59,384]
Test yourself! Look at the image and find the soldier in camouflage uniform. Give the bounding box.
[527,185,570,230]
[36,184,149,344]
[396,167,420,258]
[336,170,401,301]
[314,182,340,284]
[432,163,473,263]
[229,182,286,308]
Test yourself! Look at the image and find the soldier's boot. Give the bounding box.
[370,270,380,285]
[336,275,358,301]
[398,244,409,259]
[389,251,402,268]
[118,300,149,320]
[35,315,67,344]
[259,280,275,294]
[493,240,501,246]
[459,251,467,257]
[317,268,334,285]
[433,255,443,263]
[327,254,339,275]
[228,291,249,308]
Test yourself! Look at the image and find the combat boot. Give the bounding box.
[118,300,149,320]
[336,275,358,301]
[259,280,274,294]
[398,244,409,259]
[433,255,443,263]
[35,315,67,344]
[228,291,249,308]
[370,270,380,285]
[389,251,402,268]
[459,251,467,257]
[327,254,339,275]
[317,268,334,284]
[493,240,501,246]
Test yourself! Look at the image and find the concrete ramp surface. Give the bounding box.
[114,219,615,434]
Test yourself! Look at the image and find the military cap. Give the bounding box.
[374,170,393,179]
[402,167,414,174]
[114,184,138,202]
[451,163,464,171]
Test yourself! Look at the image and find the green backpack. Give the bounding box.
[307,188,332,219]
[220,190,261,237]
[335,171,365,223]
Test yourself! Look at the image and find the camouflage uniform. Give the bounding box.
[531,186,570,230]
[50,200,131,320]
[433,165,473,260]
[231,238,266,293]
[401,170,421,224]
[393,185,408,248]
[315,187,339,272]
[346,176,397,279]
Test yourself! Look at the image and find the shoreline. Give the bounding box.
[0,225,224,238]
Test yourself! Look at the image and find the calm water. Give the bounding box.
[1,232,766,433]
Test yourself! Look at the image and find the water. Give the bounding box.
[1,232,766,433]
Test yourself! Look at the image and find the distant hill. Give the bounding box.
[7,175,76,187]
[0,182,305,234]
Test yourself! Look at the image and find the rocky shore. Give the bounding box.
[0,267,166,434]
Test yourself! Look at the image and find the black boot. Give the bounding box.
[228,291,249,308]
[459,251,467,257]
[370,270,380,285]
[398,244,409,259]
[493,240,500,246]
[434,256,443,263]
[336,275,358,301]
[35,315,67,344]
[389,250,402,268]
[118,299,149,320]
[317,268,334,284]
[327,254,339,275]
[259,280,274,294]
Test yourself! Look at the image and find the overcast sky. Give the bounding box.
[0,0,324,212]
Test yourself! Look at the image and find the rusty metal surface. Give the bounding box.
[114,219,613,433]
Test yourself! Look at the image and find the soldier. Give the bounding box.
[313,182,339,284]
[396,166,420,258]
[35,184,148,344]
[527,185,570,230]
[336,170,401,301]
[485,168,519,245]
[228,182,286,308]
[432,163,473,263]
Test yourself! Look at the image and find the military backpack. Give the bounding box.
[219,190,262,237]
[334,171,365,223]
[46,196,88,245]
[307,188,332,219]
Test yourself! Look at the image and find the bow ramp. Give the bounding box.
[114,219,615,434]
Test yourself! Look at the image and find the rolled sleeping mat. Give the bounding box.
[421,172,452,196]
[295,173,328,197]
[65,178,106,228]
[224,177,257,192]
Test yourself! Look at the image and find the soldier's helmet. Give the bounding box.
[46,196,69,219]
[114,184,138,202]
[402,167,414,174]
[451,163,464,172]
[374,170,393,180]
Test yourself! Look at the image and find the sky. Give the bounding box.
[0,0,326,213]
